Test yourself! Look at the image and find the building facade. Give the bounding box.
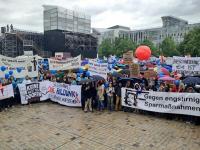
[94,16,200,47]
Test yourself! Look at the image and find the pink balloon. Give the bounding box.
[135,45,151,60]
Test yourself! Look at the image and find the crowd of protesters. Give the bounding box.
[0,67,200,125]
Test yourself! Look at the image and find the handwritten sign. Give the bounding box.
[172,56,200,76]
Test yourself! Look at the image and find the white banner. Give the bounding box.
[49,82,82,107]
[48,55,81,70]
[0,84,14,100]
[18,81,50,104]
[172,56,200,76]
[0,55,38,78]
[121,88,200,116]
[88,59,108,79]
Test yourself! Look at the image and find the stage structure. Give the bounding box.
[43,5,97,58]
[0,25,50,58]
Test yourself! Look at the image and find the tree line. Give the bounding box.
[98,27,200,57]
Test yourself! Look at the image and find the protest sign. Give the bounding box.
[122,88,200,116]
[88,59,108,79]
[129,63,140,77]
[0,55,39,78]
[123,51,133,64]
[18,81,50,104]
[0,84,14,100]
[172,56,200,76]
[48,55,81,70]
[49,82,82,107]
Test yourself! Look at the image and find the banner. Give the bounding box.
[48,82,82,107]
[48,55,81,70]
[0,84,14,100]
[18,81,50,104]
[0,55,38,78]
[88,59,108,79]
[172,56,200,76]
[121,88,200,116]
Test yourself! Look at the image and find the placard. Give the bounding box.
[172,56,200,76]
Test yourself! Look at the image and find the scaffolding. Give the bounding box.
[0,27,45,57]
[63,31,97,58]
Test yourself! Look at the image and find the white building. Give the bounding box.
[94,16,200,47]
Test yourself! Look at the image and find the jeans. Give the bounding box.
[107,96,113,111]
[98,100,104,111]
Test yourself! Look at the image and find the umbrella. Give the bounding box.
[91,75,105,81]
[112,72,123,78]
[78,79,94,84]
[161,67,170,75]
[158,76,175,81]
[118,69,130,75]
[183,77,200,85]
[118,77,143,88]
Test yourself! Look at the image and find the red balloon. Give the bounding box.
[135,45,151,60]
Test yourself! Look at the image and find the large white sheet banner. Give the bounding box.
[48,55,81,70]
[0,84,14,100]
[172,56,200,76]
[0,55,38,78]
[88,59,108,79]
[121,88,200,116]
[18,81,50,104]
[48,82,82,107]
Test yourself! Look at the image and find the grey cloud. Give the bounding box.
[0,0,199,32]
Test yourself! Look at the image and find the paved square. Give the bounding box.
[0,102,199,150]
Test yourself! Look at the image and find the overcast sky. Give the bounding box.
[0,0,200,32]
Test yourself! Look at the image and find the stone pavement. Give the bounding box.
[0,102,199,150]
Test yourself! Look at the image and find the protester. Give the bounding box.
[97,81,105,111]
[106,83,115,111]
[0,55,200,126]
[115,82,122,111]
[84,83,93,112]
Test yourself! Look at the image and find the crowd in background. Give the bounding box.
[0,68,199,125]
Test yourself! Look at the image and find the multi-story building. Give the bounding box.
[92,25,130,45]
[94,16,200,47]
[43,5,97,58]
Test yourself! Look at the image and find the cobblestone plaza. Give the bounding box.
[0,102,199,150]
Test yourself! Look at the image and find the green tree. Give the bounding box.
[140,39,160,56]
[113,38,137,57]
[98,38,137,57]
[177,27,200,56]
[160,37,180,57]
[98,39,114,57]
